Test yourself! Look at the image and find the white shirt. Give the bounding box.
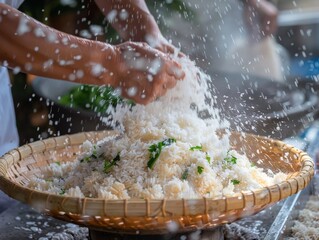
[0,0,24,156]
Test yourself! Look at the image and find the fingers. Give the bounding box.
[166,60,185,80]
[121,71,178,105]
[157,43,186,59]
[150,35,187,59]
[119,65,181,105]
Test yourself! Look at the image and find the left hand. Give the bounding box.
[111,42,185,105]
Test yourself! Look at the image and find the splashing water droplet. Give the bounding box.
[119,9,128,20]
[76,70,84,78]
[73,55,82,60]
[166,221,179,233]
[90,63,104,76]
[79,30,92,39]
[107,10,117,22]
[60,0,77,7]
[90,25,103,36]
[47,32,57,43]
[61,37,69,45]
[25,62,32,71]
[145,34,158,48]
[17,16,31,35]
[147,74,153,82]
[13,67,21,74]
[34,27,46,37]
[148,58,162,75]
[127,87,138,97]
[113,87,122,97]
[69,73,76,81]
[43,59,53,69]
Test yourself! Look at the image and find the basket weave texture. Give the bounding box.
[0,131,314,234]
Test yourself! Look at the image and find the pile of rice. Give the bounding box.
[287,195,319,239]
[27,55,286,199]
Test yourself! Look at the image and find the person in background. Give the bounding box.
[0,0,184,211]
[242,0,278,40]
[167,0,282,81]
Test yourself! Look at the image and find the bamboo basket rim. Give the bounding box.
[0,131,314,220]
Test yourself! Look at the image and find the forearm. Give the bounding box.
[0,3,116,86]
[94,0,161,42]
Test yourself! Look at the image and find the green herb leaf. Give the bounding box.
[104,153,120,173]
[231,179,240,185]
[206,154,211,164]
[224,151,237,164]
[55,161,61,166]
[91,145,98,159]
[189,145,202,151]
[162,138,176,146]
[181,168,189,180]
[59,188,66,195]
[197,166,204,174]
[147,138,176,170]
[80,144,103,162]
[58,84,134,114]
[80,156,91,163]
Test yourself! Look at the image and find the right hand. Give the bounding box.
[111,42,185,105]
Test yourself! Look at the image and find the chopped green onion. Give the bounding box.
[80,156,91,163]
[206,154,211,164]
[104,153,120,173]
[147,138,176,169]
[80,145,103,162]
[91,145,98,159]
[189,145,202,151]
[231,179,240,185]
[197,166,204,174]
[224,151,237,164]
[189,145,211,164]
[181,168,189,180]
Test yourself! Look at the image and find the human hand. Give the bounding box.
[111,42,185,105]
[94,0,184,56]
[243,0,278,41]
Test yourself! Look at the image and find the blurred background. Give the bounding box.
[11,0,319,144]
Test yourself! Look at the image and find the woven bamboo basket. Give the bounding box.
[0,131,314,235]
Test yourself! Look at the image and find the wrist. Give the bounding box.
[108,45,124,87]
[84,41,118,86]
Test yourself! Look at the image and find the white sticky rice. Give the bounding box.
[27,56,287,199]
